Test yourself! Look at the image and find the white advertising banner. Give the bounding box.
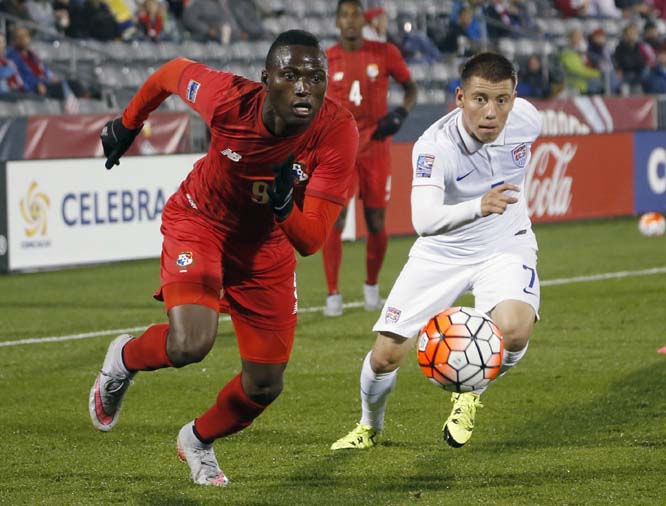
[5,154,203,271]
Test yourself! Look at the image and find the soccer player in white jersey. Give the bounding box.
[331,52,542,450]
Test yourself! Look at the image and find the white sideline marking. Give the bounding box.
[2,267,665,348]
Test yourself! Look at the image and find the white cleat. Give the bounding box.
[177,422,229,487]
[88,334,136,432]
[363,283,384,311]
[323,293,343,317]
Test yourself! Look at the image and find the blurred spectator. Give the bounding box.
[182,0,239,43]
[615,0,652,17]
[517,55,556,98]
[437,6,475,55]
[0,0,33,34]
[397,14,441,64]
[25,0,58,39]
[613,23,648,91]
[53,0,72,35]
[647,0,666,19]
[641,21,662,67]
[362,7,388,42]
[586,0,621,17]
[554,0,588,18]
[484,0,518,39]
[643,43,666,93]
[450,0,484,41]
[586,27,621,93]
[68,0,120,41]
[137,0,165,41]
[102,0,138,40]
[0,32,25,98]
[6,25,87,98]
[560,27,603,94]
[228,0,266,40]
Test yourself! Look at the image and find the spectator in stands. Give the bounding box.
[53,0,72,35]
[641,21,662,67]
[450,0,484,41]
[25,0,59,39]
[0,32,25,99]
[362,7,388,42]
[586,0,621,17]
[68,0,120,41]
[560,27,603,95]
[484,0,530,40]
[517,55,554,99]
[228,0,267,40]
[182,0,239,43]
[6,25,87,98]
[137,0,165,41]
[397,13,441,64]
[643,43,666,93]
[586,27,620,93]
[647,0,666,19]
[102,0,138,40]
[554,0,588,18]
[1,0,33,35]
[437,6,476,55]
[613,23,648,92]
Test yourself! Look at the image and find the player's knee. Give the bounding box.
[499,321,532,352]
[167,329,215,367]
[369,348,401,373]
[244,377,283,405]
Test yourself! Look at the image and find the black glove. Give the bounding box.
[267,154,296,221]
[372,106,408,140]
[100,117,142,169]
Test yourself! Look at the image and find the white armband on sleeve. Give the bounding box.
[411,186,482,236]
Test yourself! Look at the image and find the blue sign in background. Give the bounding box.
[633,131,666,214]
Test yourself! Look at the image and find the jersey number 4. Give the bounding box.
[349,80,363,106]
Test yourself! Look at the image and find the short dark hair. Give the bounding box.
[265,30,322,67]
[460,52,517,89]
[336,0,363,15]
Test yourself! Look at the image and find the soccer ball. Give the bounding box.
[638,212,666,237]
[417,306,504,393]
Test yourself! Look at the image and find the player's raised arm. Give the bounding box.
[100,57,195,169]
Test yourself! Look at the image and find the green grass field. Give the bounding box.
[1,217,665,506]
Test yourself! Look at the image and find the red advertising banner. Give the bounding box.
[23,112,191,160]
[531,96,655,136]
[527,133,635,222]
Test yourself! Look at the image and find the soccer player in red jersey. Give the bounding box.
[88,30,358,486]
[321,0,417,317]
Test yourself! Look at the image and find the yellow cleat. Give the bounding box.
[443,392,483,448]
[331,424,380,450]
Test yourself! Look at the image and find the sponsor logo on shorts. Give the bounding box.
[385,306,401,324]
[416,154,434,178]
[512,143,528,167]
[176,251,193,268]
[186,80,200,103]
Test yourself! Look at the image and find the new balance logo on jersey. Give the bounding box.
[221,148,242,162]
[292,162,309,182]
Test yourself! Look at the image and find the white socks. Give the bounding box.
[359,351,397,431]
[473,342,529,395]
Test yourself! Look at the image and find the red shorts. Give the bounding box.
[154,203,298,363]
[348,130,391,208]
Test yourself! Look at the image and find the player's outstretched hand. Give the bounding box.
[481,183,519,217]
[372,106,408,140]
[268,153,296,221]
[100,117,142,169]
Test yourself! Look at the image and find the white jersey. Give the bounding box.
[410,97,542,264]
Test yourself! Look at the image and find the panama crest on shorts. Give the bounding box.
[176,251,193,271]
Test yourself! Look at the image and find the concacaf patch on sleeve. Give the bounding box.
[186,80,200,103]
[416,154,435,178]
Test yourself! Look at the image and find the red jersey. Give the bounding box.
[326,40,411,132]
[169,63,357,248]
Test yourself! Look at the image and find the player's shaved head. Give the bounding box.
[266,30,324,68]
[336,0,363,15]
[461,52,517,90]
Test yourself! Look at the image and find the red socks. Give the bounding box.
[366,230,387,286]
[322,229,343,294]
[122,323,173,371]
[194,374,268,442]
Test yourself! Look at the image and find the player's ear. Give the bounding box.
[455,86,464,108]
[261,69,269,89]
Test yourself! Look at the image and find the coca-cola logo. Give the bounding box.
[525,142,576,218]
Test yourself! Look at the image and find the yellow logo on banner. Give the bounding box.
[19,181,50,237]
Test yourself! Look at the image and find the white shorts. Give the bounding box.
[373,246,540,339]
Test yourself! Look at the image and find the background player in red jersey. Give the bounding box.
[322,0,417,317]
[88,30,358,487]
